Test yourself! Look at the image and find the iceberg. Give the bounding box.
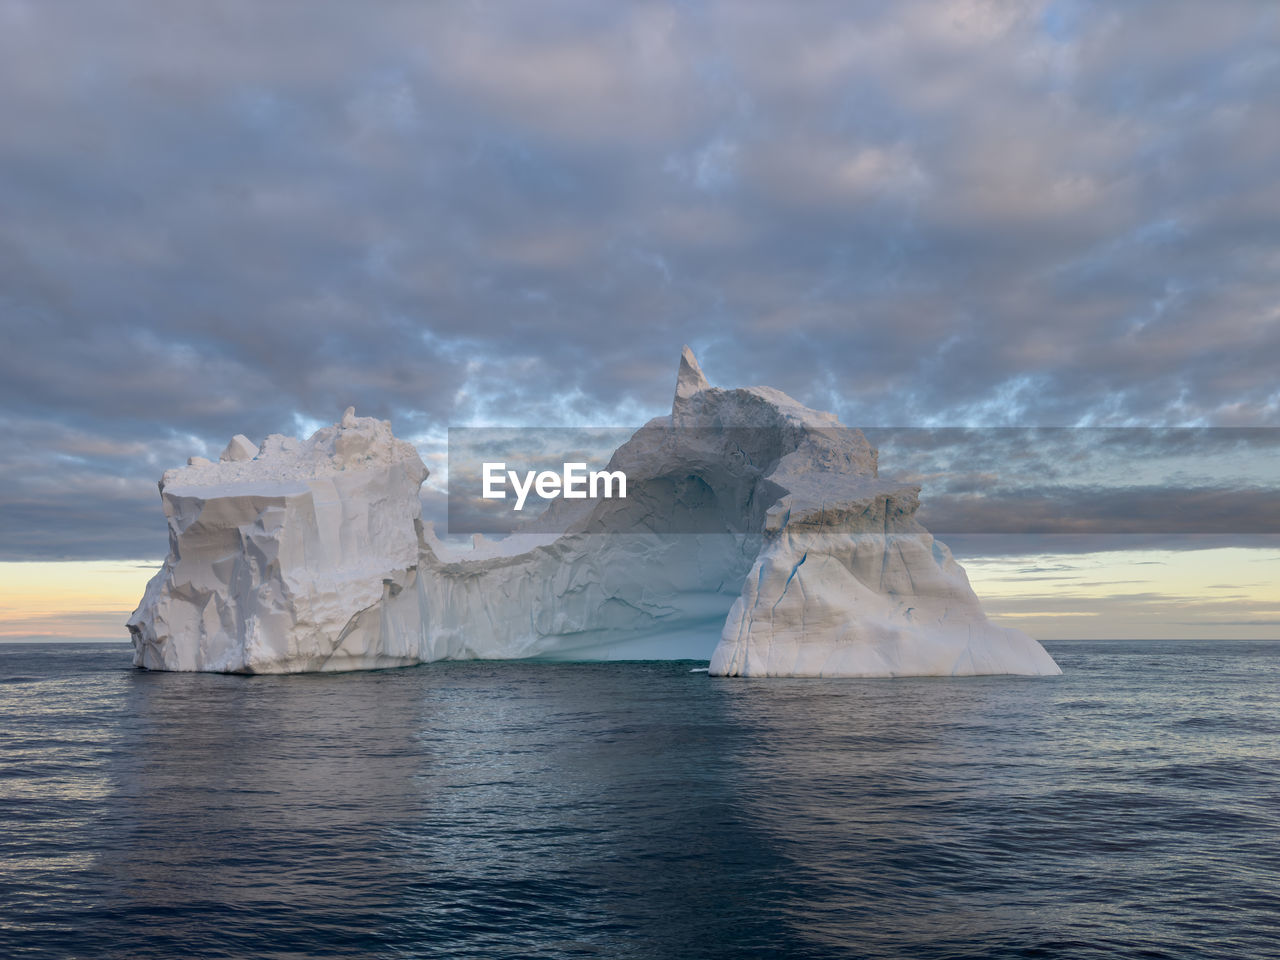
[128,349,1060,677]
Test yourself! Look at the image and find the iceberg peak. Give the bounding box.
[674,344,711,408]
[219,434,258,463]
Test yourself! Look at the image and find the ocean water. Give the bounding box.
[2,640,1279,959]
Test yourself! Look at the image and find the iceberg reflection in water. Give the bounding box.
[2,640,1279,959]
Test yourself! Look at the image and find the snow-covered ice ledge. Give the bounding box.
[128,349,1060,677]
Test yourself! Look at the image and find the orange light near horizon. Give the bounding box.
[1,548,1278,642]
[0,561,162,640]
[965,547,1280,640]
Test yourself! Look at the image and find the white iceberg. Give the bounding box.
[128,349,1060,677]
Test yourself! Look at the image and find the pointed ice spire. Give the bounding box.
[674,345,710,404]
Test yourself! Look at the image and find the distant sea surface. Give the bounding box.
[2,640,1279,959]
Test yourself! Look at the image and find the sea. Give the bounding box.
[2,639,1279,959]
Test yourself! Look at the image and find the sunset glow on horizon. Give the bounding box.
[5,547,1278,643]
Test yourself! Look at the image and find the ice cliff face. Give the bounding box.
[129,350,1060,677]
[128,408,430,671]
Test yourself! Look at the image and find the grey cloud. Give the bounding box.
[1,0,1278,558]
[918,485,1280,535]
[941,533,1280,560]
[1192,620,1280,627]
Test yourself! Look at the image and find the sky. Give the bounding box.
[1,0,1278,640]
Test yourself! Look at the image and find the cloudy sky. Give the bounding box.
[1,1,1277,639]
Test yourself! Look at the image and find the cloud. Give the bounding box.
[1,0,1278,558]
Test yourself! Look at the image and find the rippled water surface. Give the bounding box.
[3,640,1280,959]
